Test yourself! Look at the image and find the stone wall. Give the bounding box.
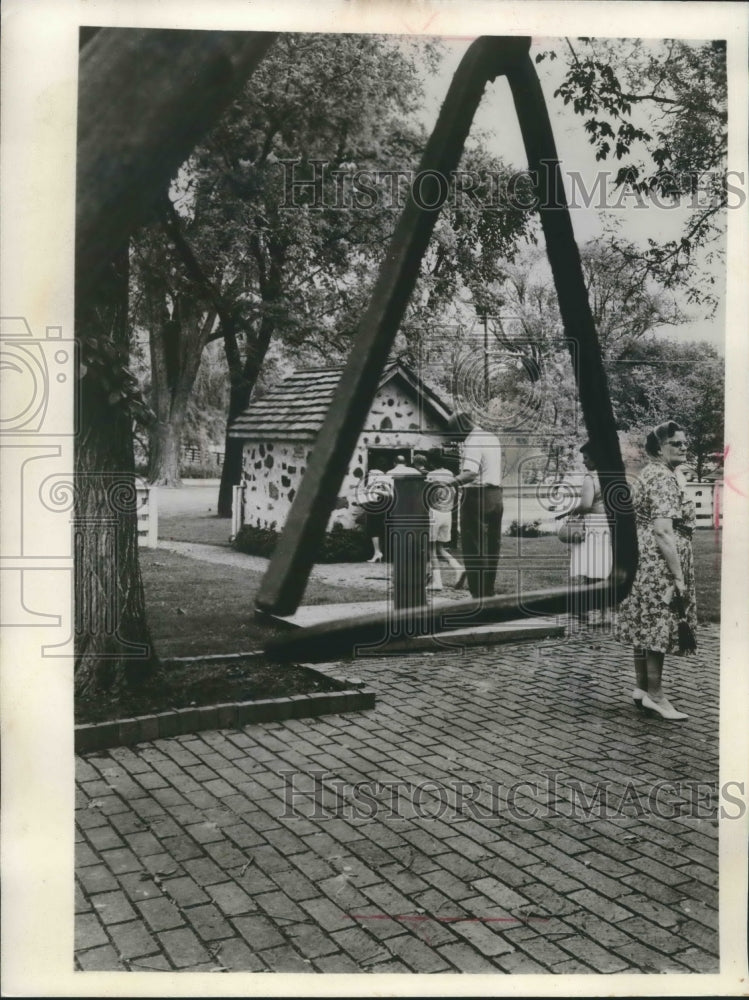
[240,379,447,532]
[241,440,310,531]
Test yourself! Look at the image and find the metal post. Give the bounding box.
[387,468,429,614]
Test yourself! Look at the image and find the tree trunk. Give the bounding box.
[217,322,275,516]
[146,290,216,486]
[217,246,282,517]
[217,380,254,517]
[75,248,160,699]
[146,353,197,489]
[147,416,185,487]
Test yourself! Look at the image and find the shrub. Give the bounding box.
[234,522,371,563]
[505,519,544,538]
[233,524,279,559]
[180,459,222,479]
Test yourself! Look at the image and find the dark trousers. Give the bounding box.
[460,486,503,599]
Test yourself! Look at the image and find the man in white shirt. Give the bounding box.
[446,411,503,600]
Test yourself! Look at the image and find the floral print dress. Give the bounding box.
[615,462,697,653]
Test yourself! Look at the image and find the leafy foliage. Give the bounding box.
[79,331,154,427]
[505,519,548,538]
[134,34,535,502]
[234,521,371,563]
[468,240,723,480]
[538,38,727,309]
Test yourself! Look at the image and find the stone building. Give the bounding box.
[228,362,453,532]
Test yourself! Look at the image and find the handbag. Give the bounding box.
[557,514,587,545]
[673,591,697,655]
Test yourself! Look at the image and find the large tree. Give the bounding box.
[142,34,533,509]
[74,29,275,697]
[136,34,437,496]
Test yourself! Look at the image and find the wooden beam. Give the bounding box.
[505,54,638,580]
[260,44,638,655]
[256,36,532,615]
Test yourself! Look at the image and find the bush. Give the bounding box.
[180,459,222,479]
[320,523,373,562]
[133,459,219,480]
[234,522,372,563]
[506,519,544,538]
[233,524,279,559]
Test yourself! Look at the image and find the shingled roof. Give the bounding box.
[229,362,451,442]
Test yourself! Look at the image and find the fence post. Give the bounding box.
[231,483,246,541]
[135,481,158,548]
[146,485,158,547]
[713,480,723,529]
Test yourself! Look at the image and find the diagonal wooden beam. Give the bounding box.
[505,55,637,577]
[256,36,533,615]
[260,41,638,658]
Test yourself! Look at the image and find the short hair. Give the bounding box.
[446,411,474,438]
[413,452,428,468]
[645,420,683,457]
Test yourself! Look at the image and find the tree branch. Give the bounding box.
[160,196,239,347]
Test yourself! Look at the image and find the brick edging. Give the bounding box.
[75,653,375,754]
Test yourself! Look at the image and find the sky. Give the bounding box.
[414,36,726,352]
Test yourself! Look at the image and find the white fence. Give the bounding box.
[686,481,723,528]
[509,480,723,532]
[231,484,246,541]
[135,483,158,547]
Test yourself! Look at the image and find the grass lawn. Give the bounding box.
[140,548,384,658]
[494,530,721,624]
[158,510,232,546]
[154,485,722,627]
[73,524,721,724]
[141,528,721,660]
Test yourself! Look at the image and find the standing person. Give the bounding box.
[446,411,503,600]
[361,465,392,563]
[424,448,463,591]
[567,442,612,622]
[615,421,696,720]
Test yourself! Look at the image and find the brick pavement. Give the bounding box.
[75,623,720,974]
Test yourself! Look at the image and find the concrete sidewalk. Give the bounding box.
[75,624,719,975]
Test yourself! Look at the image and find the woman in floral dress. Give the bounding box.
[615,421,697,720]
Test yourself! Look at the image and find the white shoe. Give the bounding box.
[641,693,688,721]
